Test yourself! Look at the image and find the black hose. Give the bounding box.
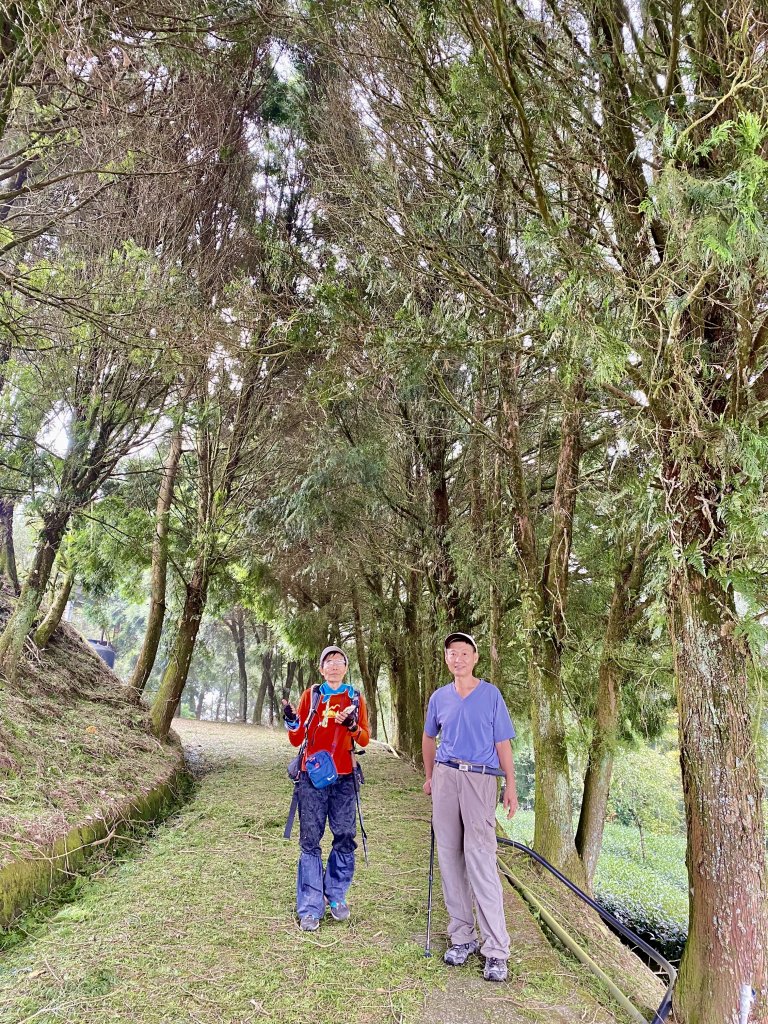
[497,837,676,1024]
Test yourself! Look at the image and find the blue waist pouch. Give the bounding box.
[305,750,338,789]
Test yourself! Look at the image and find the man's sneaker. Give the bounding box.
[483,957,508,982]
[328,900,350,921]
[443,940,479,966]
[299,914,320,932]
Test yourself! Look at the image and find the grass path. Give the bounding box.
[0,722,636,1024]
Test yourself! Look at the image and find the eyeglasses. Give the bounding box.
[323,657,347,666]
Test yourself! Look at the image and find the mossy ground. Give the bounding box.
[0,722,654,1024]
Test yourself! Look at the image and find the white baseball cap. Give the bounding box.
[319,645,348,668]
[444,632,477,652]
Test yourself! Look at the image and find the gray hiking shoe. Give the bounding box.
[483,957,508,982]
[299,914,320,932]
[328,901,350,921]
[443,940,479,966]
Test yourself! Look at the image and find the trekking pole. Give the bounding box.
[352,759,368,865]
[425,822,435,958]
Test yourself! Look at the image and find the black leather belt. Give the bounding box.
[441,759,505,777]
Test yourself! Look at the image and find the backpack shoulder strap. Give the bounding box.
[303,684,322,732]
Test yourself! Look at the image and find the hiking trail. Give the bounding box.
[0,721,646,1024]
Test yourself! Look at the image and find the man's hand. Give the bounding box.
[423,778,432,796]
[502,783,518,819]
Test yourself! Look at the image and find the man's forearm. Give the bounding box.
[422,734,437,780]
[496,741,517,791]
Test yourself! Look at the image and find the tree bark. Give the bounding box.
[383,570,423,760]
[195,689,206,719]
[33,566,76,648]
[351,583,379,738]
[283,660,296,701]
[423,427,466,627]
[266,667,277,726]
[225,606,248,722]
[0,510,68,677]
[523,591,585,885]
[575,649,621,889]
[576,537,648,889]
[670,570,767,1024]
[0,498,18,593]
[0,363,163,678]
[501,353,586,884]
[253,648,272,726]
[129,424,183,694]
[149,562,208,739]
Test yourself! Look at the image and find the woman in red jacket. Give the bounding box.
[282,645,370,931]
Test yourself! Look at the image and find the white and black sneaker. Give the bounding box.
[443,940,480,966]
[483,957,508,982]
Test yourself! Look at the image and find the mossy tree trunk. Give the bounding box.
[33,564,75,649]
[670,569,767,1024]
[574,644,620,887]
[576,536,650,889]
[583,2,768,1015]
[0,510,68,677]
[0,498,18,593]
[502,351,586,885]
[129,424,183,694]
[149,561,209,739]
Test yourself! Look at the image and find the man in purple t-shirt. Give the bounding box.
[423,632,519,982]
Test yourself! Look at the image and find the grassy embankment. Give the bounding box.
[0,589,182,926]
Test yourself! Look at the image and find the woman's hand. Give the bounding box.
[281,699,298,725]
[336,705,358,730]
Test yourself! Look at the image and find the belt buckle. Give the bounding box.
[458,762,470,772]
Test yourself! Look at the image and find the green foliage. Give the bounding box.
[502,808,688,962]
[609,747,684,836]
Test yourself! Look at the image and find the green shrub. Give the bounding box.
[498,810,689,962]
[594,852,688,961]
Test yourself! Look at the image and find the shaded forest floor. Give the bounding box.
[0,721,662,1024]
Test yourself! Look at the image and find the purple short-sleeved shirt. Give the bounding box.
[424,679,516,770]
